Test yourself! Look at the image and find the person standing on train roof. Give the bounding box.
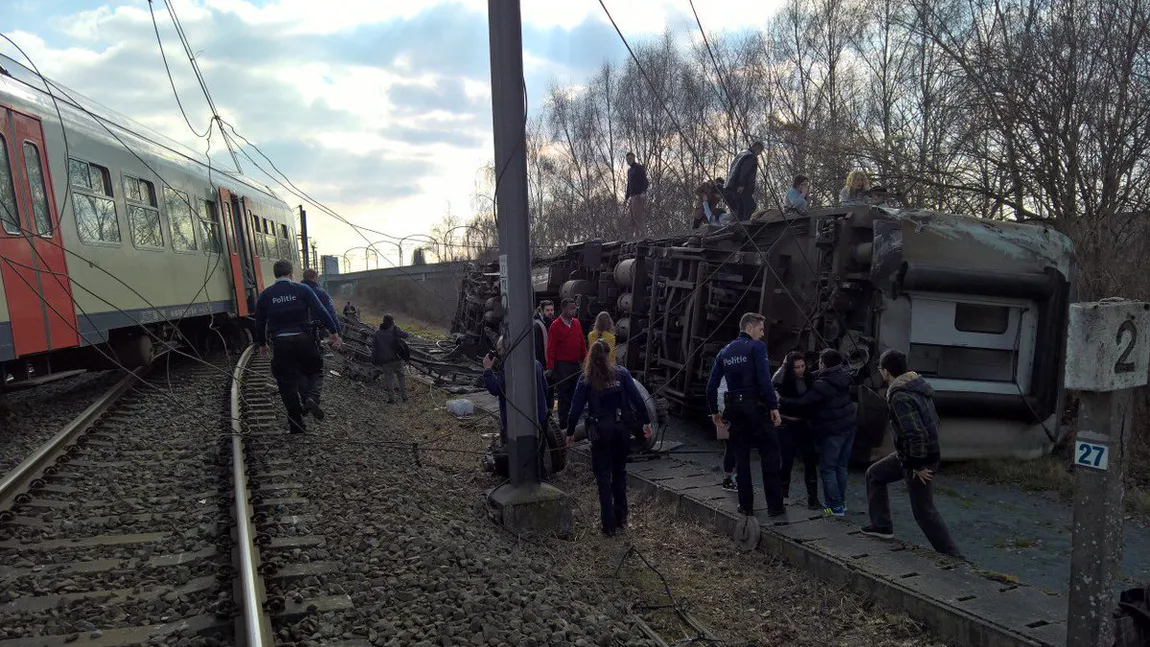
[624,152,649,238]
[723,141,764,221]
[547,298,588,436]
[706,312,785,517]
[254,260,342,434]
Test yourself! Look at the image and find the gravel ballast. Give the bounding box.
[252,345,951,647]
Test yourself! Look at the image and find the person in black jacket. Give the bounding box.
[253,260,342,434]
[371,314,410,404]
[624,152,650,238]
[778,348,856,516]
[723,142,764,221]
[566,340,653,536]
[860,350,961,557]
[773,351,821,509]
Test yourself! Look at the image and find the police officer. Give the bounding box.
[254,260,342,433]
[300,268,340,408]
[706,312,785,517]
[566,339,653,536]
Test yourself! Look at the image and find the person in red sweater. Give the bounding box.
[546,298,588,433]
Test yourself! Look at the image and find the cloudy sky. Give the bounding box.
[3,0,778,268]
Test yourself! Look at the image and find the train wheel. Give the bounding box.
[111,333,154,369]
[543,416,567,474]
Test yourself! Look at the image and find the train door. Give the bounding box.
[239,198,264,293]
[218,187,253,317]
[0,105,79,356]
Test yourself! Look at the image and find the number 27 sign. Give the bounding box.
[1075,441,1109,471]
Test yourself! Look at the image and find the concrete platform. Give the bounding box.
[615,451,1067,647]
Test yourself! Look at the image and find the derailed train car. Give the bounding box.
[452,203,1075,461]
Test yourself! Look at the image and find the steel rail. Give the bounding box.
[231,344,273,647]
[0,363,149,515]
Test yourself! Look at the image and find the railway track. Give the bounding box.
[0,348,275,646]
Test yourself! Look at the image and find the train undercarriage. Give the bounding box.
[451,203,1075,461]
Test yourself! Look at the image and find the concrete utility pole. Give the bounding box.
[1064,299,1150,647]
[485,0,571,537]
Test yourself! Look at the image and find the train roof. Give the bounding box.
[0,53,287,206]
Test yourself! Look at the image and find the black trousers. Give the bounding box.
[590,420,629,533]
[271,333,323,432]
[553,361,581,430]
[866,452,961,556]
[723,188,757,221]
[725,399,783,514]
[779,420,819,501]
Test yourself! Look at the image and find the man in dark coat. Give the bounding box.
[624,152,649,237]
[723,142,763,221]
[778,348,856,516]
[861,350,962,557]
[371,314,410,404]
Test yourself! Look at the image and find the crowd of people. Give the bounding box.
[253,260,959,556]
[623,142,880,230]
[485,299,960,556]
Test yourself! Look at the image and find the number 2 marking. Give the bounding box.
[1114,319,1138,374]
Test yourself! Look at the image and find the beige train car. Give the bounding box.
[0,54,298,384]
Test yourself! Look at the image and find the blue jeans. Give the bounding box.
[819,431,855,509]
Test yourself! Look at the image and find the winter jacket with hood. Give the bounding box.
[372,321,409,364]
[778,363,856,436]
[885,371,942,470]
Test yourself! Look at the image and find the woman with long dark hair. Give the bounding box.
[773,351,821,509]
[566,340,653,536]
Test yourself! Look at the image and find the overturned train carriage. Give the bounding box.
[451,204,1075,461]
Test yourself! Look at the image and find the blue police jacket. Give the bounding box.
[482,360,550,435]
[301,279,341,334]
[253,278,339,345]
[566,366,650,434]
[706,332,779,414]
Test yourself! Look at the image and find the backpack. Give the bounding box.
[1114,583,1150,647]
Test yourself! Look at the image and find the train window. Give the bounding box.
[279,224,289,239]
[954,303,1010,335]
[22,143,52,236]
[69,159,112,196]
[163,187,197,252]
[0,136,19,235]
[69,158,120,245]
[199,199,222,254]
[123,175,157,207]
[125,174,162,249]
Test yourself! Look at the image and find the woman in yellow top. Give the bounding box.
[587,311,616,355]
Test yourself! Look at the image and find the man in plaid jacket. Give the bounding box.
[860,349,962,558]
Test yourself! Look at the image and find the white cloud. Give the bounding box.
[4,0,778,261]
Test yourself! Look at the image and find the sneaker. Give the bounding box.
[807,497,822,510]
[860,525,895,540]
[737,506,754,516]
[767,508,786,518]
[721,476,737,492]
[304,398,325,421]
[822,506,846,517]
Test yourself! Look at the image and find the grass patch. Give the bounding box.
[950,452,1150,517]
